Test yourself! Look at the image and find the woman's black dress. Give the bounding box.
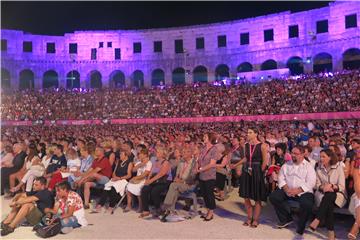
[239,143,267,202]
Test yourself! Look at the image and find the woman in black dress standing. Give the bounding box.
[239,128,269,228]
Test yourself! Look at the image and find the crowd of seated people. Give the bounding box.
[1,70,359,121]
[0,119,359,239]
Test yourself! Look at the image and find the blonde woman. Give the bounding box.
[124,149,152,213]
[139,145,171,218]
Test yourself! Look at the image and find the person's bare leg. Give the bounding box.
[8,203,34,228]
[252,201,262,227]
[3,206,20,224]
[9,173,18,191]
[243,198,253,225]
[125,191,132,210]
[83,182,94,206]
[348,207,360,238]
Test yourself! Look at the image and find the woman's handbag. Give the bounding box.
[35,217,62,238]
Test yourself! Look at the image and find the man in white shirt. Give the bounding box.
[269,145,316,236]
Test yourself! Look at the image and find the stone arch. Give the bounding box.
[261,59,277,70]
[343,48,360,70]
[131,70,144,88]
[19,69,34,90]
[172,67,186,85]
[193,65,208,83]
[286,56,304,75]
[313,52,332,73]
[151,69,165,86]
[237,62,253,73]
[1,68,11,89]
[43,70,59,89]
[66,70,80,89]
[88,70,102,89]
[215,64,230,81]
[109,70,126,88]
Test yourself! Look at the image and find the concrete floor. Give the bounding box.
[0,190,354,239]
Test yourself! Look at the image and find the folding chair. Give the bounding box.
[179,185,199,219]
[111,183,129,214]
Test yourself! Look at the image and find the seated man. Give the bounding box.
[269,145,316,236]
[75,146,112,208]
[161,146,197,222]
[44,181,87,233]
[1,177,54,236]
[68,146,94,189]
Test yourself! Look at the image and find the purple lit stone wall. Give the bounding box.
[1,1,359,89]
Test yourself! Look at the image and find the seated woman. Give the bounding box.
[44,181,87,233]
[161,146,197,222]
[96,151,133,213]
[124,149,152,213]
[8,143,38,196]
[329,144,350,178]
[267,143,290,192]
[48,148,81,190]
[348,148,360,239]
[309,149,346,240]
[139,145,172,218]
[11,156,45,193]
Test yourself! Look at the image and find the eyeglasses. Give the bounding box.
[291,152,302,155]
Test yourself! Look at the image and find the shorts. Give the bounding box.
[26,207,44,226]
[95,176,109,187]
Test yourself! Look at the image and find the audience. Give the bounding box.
[0,117,359,238]
[1,70,359,121]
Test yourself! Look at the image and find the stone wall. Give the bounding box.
[1,1,360,89]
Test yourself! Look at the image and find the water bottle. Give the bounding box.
[90,199,96,211]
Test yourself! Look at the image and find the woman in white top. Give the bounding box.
[124,149,152,213]
[9,143,40,193]
[11,155,45,192]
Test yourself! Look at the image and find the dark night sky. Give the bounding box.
[1,1,333,36]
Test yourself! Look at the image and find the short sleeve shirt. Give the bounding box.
[91,157,112,178]
[136,161,152,176]
[58,191,83,212]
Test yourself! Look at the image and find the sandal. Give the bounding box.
[138,212,151,218]
[250,220,259,228]
[348,233,357,240]
[243,219,252,226]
